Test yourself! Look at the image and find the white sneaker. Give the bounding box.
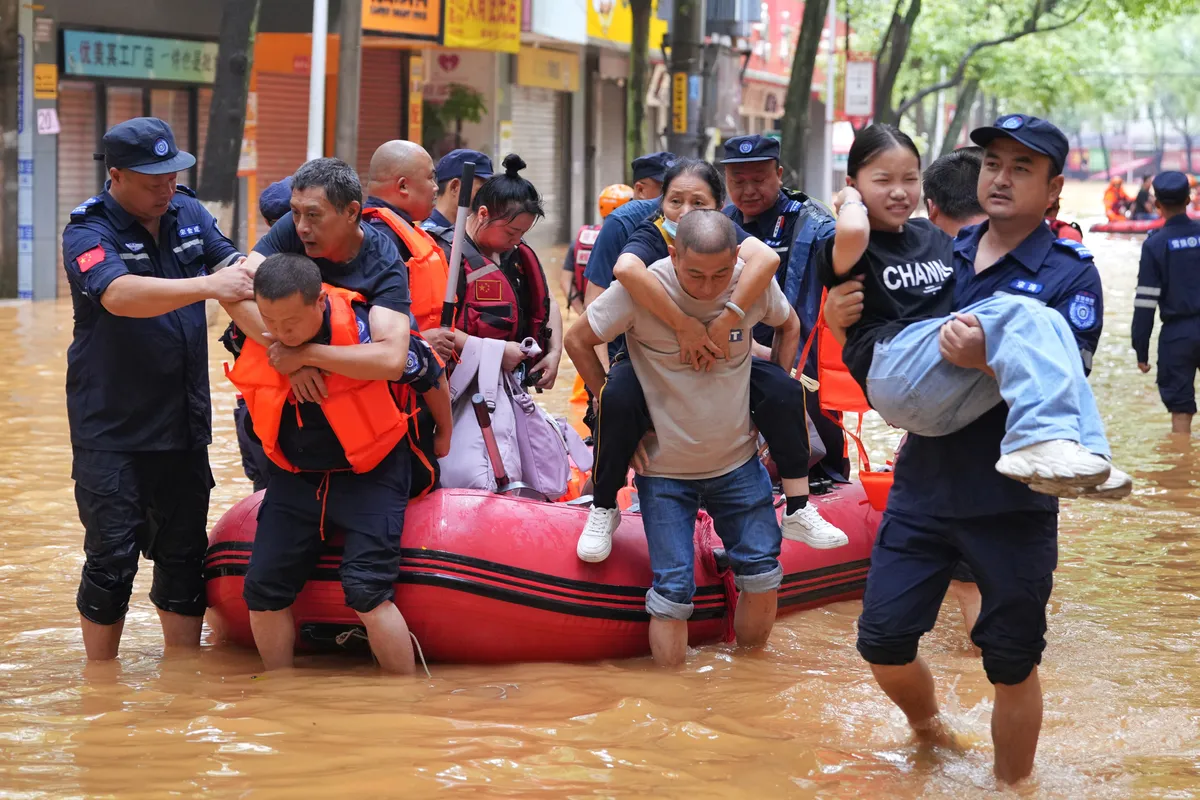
[995,440,1110,493]
[577,506,621,563]
[782,504,850,550]
[1033,465,1133,501]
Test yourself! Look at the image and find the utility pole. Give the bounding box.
[306,0,329,161]
[334,0,362,164]
[667,0,705,158]
[0,0,19,297]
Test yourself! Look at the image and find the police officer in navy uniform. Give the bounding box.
[581,152,677,309]
[719,134,847,482]
[1133,171,1200,434]
[425,149,495,231]
[62,117,253,661]
[825,114,1104,783]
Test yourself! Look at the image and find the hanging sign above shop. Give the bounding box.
[62,30,219,84]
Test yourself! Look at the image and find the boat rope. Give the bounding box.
[332,627,431,678]
[410,631,432,679]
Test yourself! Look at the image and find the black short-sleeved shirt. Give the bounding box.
[253,212,412,316]
[815,217,956,391]
[62,186,241,451]
[620,216,754,266]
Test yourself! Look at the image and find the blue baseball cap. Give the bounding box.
[259,177,293,224]
[631,151,676,184]
[1153,171,1191,205]
[970,114,1069,173]
[720,134,780,165]
[436,149,494,183]
[97,117,196,175]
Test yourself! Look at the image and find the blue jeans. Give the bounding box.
[635,457,783,621]
[866,294,1110,457]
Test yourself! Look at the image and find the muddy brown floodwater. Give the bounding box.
[3,183,1200,798]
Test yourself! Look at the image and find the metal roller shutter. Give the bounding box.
[150,89,190,147]
[106,86,143,129]
[57,82,99,298]
[356,49,406,178]
[511,85,567,250]
[255,72,311,218]
[598,79,627,205]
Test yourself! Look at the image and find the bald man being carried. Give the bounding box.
[363,140,451,336]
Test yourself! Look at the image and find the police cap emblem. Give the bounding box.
[1000,116,1024,130]
[153,138,170,157]
[739,141,754,154]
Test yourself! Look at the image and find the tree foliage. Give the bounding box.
[846,0,1197,151]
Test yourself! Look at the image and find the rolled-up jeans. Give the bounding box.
[635,457,783,621]
[865,294,1110,457]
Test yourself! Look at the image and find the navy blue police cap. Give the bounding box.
[720,134,780,165]
[970,114,1069,173]
[259,177,293,224]
[1153,171,1191,205]
[631,151,676,183]
[436,149,494,183]
[96,117,196,175]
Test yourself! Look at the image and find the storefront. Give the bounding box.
[55,30,218,297]
[512,46,579,250]
[584,0,669,213]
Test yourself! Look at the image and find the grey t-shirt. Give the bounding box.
[588,257,792,480]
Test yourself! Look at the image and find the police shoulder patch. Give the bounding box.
[356,316,371,344]
[69,196,102,219]
[1054,238,1093,259]
[1068,291,1098,330]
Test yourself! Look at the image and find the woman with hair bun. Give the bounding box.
[426,154,564,389]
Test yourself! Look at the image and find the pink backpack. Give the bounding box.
[439,337,591,499]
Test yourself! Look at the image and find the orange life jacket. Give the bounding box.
[799,291,893,512]
[1103,185,1130,222]
[225,286,412,475]
[361,206,449,332]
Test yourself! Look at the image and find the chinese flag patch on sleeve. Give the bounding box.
[76,245,106,273]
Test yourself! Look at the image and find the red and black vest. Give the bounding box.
[1047,217,1084,242]
[569,224,601,306]
[429,227,552,354]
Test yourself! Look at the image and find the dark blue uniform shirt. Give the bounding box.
[62,186,239,452]
[619,216,752,267]
[582,199,659,289]
[423,207,453,231]
[888,222,1104,518]
[725,189,835,347]
[1132,214,1200,363]
[253,212,412,317]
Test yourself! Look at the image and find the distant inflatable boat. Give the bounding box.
[1090,209,1200,234]
[205,485,882,663]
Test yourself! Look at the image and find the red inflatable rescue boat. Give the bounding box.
[205,485,881,663]
[1090,208,1200,234]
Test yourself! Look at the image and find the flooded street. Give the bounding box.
[4,184,1200,798]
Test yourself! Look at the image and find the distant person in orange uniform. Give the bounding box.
[1104,176,1132,221]
[1189,175,1200,213]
